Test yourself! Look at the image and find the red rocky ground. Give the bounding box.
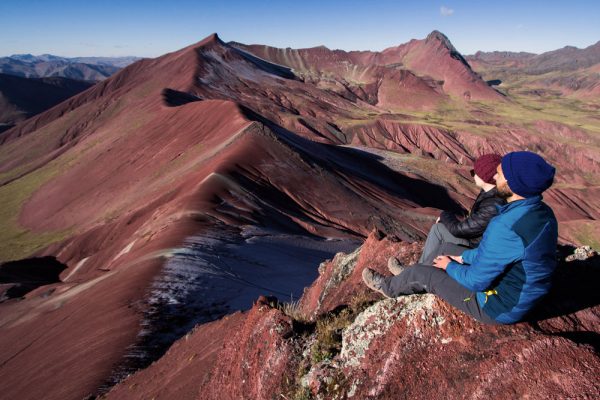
[105,232,600,399]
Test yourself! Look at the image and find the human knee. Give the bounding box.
[402,264,435,281]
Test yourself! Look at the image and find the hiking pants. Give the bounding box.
[381,264,498,324]
[419,223,471,265]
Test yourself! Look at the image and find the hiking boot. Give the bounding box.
[387,257,406,276]
[362,268,392,298]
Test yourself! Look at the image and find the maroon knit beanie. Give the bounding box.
[473,153,502,184]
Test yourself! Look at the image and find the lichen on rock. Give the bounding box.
[340,294,436,367]
[565,245,598,262]
[317,245,362,309]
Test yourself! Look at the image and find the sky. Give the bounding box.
[1,0,599,58]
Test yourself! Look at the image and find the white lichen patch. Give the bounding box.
[340,294,436,368]
[347,378,361,398]
[330,247,362,286]
[319,245,362,305]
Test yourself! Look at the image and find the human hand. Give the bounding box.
[433,255,452,270]
[449,255,463,264]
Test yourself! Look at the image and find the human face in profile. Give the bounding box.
[494,164,513,199]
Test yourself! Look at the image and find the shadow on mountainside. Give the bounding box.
[0,256,67,301]
[161,88,203,107]
[238,104,466,218]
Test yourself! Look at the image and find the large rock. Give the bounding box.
[299,230,422,317]
[105,296,297,400]
[296,235,600,399]
[105,234,599,399]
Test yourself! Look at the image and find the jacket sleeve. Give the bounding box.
[440,196,503,239]
[461,247,477,265]
[446,220,524,291]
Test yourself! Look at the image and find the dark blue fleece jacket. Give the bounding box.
[446,195,558,324]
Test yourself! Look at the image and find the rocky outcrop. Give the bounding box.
[298,231,421,317]
[105,233,600,399]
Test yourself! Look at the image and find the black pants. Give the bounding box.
[381,264,497,324]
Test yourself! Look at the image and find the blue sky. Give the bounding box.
[1,1,599,57]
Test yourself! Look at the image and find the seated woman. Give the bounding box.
[389,153,506,273]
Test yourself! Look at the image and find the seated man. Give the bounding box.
[390,153,506,272]
[364,151,558,324]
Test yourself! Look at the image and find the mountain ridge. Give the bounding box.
[0,54,141,81]
[0,31,599,399]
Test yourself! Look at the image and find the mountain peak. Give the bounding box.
[197,33,223,47]
[426,30,452,47]
[424,30,470,68]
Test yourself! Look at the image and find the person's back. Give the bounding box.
[402,154,505,270]
[366,150,558,325]
[446,151,558,323]
[440,187,506,246]
[458,195,558,323]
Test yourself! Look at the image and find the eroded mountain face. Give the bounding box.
[0,31,598,399]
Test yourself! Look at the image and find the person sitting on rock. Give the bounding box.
[389,153,506,273]
[363,151,558,324]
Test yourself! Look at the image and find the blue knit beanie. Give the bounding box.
[501,151,555,198]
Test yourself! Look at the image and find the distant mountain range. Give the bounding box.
[466,41,600,97]
[467,40,600,74]
[0,54,141,81]
[0,54,141,132]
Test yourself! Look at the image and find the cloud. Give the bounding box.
[440,6,454,16]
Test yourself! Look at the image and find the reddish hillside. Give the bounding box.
[0,31,598,399]
[235,30,502,102]
[0,34,475,399]
[466,41,600,98]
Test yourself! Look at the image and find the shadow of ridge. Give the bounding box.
[0,256,67,299]
[0,124,15,134]
[527,245,600,324]
[228,43,297,80]
[238,104,465,216]
[161,88,202,107]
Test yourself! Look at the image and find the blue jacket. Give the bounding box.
[446,195,558,324]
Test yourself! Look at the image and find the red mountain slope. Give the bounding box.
[0,31,598,399]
